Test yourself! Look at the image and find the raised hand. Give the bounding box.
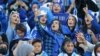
[87,29,94,35]
[76,32,86,44]
[83,7,88,14]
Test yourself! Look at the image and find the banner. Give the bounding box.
[53,13,69,25]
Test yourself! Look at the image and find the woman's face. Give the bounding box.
[85,17,91,25]
[52,3,61,13]
[32,4,38,12]
[33,42,42,54]
[64,42,74,54]
[10,13,20,24]
[40,15,47,24]
[68,16,76,27]
[51,20,60,31]
[96,47,100,56]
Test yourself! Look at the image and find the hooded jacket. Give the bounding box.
[61,15,79,42]
[6,17,16,43]
[40,19,65,56]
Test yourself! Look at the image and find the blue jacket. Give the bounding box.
[61,15,79,42]
[27,11,37,30]
[19,8,27,22]
[35,51,48,56]
[49,30,65,56]
[30,24,48,39]
[0,10,7,32]
[0,0,7,8]
[61,24,79,42]
[91,20,100,33]
[84,33,92,43]
[84,51,92,56]
[31,23,65,56]
[31,24,55,56]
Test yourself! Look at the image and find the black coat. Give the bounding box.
[75,0,99,19]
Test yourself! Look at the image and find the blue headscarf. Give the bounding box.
[52,2,65,13]
[61,15,79,42]
[6,11,20,43]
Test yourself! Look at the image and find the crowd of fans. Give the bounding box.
[0,0,100,56]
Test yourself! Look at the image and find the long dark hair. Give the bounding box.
[61,38,73,53]
[82,17,89,33]
[66,15,77,32]
[51,19,63,33]
[82,17,96,34]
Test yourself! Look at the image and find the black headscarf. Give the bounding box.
[61,38,73,56]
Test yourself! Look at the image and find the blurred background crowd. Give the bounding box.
[0,0,100,56]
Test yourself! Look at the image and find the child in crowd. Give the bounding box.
[58,38,79,56]
[9,23,30,56]
[32,39,48,56]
